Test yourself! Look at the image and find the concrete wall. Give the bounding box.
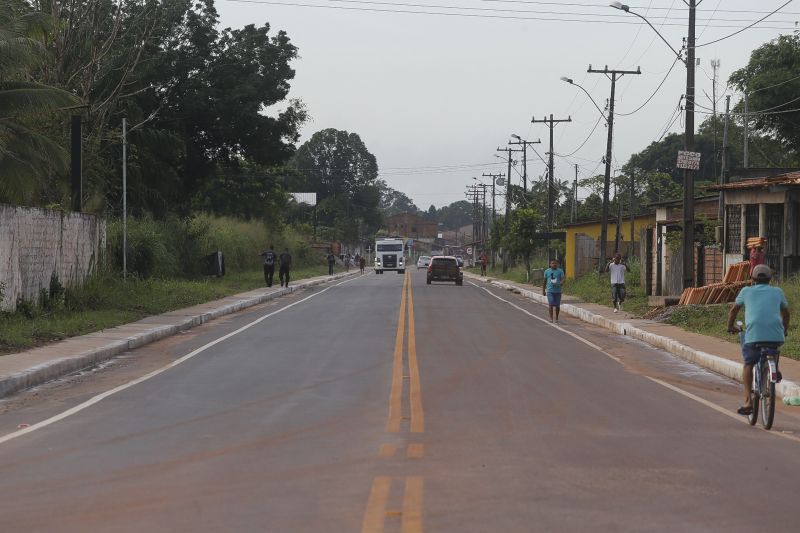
[0,204,106,311]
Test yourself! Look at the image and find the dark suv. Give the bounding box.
[427,256,463,286]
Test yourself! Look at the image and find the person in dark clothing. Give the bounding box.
[259,245,278,287]
[279,248,292,287]
[327,251,336,275]
[359,255,366,274]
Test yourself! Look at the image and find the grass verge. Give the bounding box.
[0,266,330,355]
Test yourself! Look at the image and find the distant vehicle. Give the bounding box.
[374,237,405,274]
[454,255,464,267]
[427,256,463,286]
[417,256,431,269]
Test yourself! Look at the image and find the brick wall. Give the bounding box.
[0,204,106,311]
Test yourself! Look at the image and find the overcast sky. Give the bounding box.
[216,0,798,209]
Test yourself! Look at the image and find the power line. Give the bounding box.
[557,114,604,158]
[697,0,795,47]
[617,55,681,117]
[220,0,800,27]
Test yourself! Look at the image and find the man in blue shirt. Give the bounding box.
[542,259,565,324]
[727,264,790,415]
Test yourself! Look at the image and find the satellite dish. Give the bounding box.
[496,178,506,187]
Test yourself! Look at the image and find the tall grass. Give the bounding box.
[106,215,323,279]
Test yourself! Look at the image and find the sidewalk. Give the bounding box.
[0,272,357,399]
[465,272,800,400]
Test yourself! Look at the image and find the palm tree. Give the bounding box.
[0,9,79,204]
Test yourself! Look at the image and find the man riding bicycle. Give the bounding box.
[726,264,790,416]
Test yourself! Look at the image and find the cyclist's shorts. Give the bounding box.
[547,292,562,307]
[740,334,782,365]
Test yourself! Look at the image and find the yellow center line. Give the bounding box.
[406,274,425,433]
[401,476,424,533]
[407,443,425,458]
[361,476,392,533]
[387,272,408,433]
[379,443,397,458]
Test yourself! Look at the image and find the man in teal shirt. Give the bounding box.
[542,259,565,324]
[727,264,790,415]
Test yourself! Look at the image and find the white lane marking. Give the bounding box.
[470,280,800,445]
[468,282,620,362]
[647,377,800,444]
[0,275,363,445]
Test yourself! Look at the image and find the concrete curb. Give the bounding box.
[0,272,358,399]
[465,272,800,399]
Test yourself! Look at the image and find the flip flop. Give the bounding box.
[737,406,753,415]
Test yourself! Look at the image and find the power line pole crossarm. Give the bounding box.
[587,64,641,272]
[531,114,571,260]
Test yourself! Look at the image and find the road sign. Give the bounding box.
[466,246,473,255]
[676,151,701,170]
[407,238,414,249]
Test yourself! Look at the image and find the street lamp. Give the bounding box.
[610,2,685,63]
[559,77,608,123]
[612,0,696,290]
[509,134,542,194]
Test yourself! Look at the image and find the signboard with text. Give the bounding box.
[676,151,701,170]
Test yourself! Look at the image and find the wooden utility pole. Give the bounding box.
[587,65,641,273]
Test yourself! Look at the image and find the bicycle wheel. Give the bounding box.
[748,367,759,426]
[760,360,776,430]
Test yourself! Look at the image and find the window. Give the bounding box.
[745,204,759,239]
[725,205,741,253]
[377,244,403,251]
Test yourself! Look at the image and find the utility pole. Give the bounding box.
[572,164,578,223]
[483,172,503,268]
[710,59,720,182]
[614,177,623,254]
[630,170,636,256]
[122,118,128,282]
[508,137,541,194]
[682,0,697,290]
[496,148,520,272]
[719,95,731,221]
[743,92,750,168]
[531,115,571,237]
[587,64,641,273]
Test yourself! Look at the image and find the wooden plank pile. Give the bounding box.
[678,262,751,305]
[747,237,767,249]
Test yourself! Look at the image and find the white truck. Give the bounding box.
[374,237,406,274]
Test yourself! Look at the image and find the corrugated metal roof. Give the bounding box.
[707,171,800,191]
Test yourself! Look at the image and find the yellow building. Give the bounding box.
[563,214,655,279]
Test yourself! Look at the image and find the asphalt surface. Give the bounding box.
[2,270,800,532]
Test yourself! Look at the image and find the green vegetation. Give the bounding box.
[0,266,329,355]
[666,277,800,361]
[0,214,336,355]
[563,260,649,317]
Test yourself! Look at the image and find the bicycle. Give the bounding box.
[736,321,781,430]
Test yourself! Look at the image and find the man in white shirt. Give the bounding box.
[606,253,627,313]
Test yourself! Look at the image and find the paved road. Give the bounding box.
[2,270,800,532]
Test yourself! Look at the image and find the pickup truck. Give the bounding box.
[426,256,463,286]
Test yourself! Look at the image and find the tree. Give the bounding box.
[503,207,542,279]
[378,181,418,217]
[730,34,800,151]
[291,128,381,242]
[437,200,473,230]
[0,7,79,204]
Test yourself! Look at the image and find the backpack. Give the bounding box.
[264,251,275,266]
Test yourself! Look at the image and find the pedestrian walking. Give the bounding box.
[344,254,351,272]
[542,259,565,324]
[259,245,278,287]
[279,248,292,287]
[327,251,336,276]
[606,253,627,313]
[359,255,366,274]
[479,251,488,276]
[748,243,766,276]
